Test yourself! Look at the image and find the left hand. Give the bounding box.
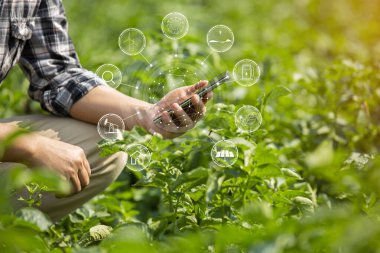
[140,80,213,139]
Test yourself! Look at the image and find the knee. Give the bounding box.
[100,151,127,186]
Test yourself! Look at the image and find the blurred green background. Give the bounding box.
[1,0,379,117]
[1,0,380,252]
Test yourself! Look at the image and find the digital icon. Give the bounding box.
[241,64,253,80]
[97,113,125,141]
[119,28,146,55]
[211,140,238,167]
[161,12,189,40]
[147,64,198,104]
[207,25,234,53]
[233,59,260,86]
[148,83,165,103]
[216,150,235,158]
[167,66,198,87]
[96,64,123,89]
[235,105,262,133]
[125,144,151,171]
[104,118,118,134]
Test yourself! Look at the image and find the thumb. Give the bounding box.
[186,80,208,94]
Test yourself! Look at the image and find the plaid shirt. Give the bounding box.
[0,0,104,116]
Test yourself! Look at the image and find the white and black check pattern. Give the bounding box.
[0,0,104,116]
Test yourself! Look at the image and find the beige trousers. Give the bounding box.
[0,115,126,221]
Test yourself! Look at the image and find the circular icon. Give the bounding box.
[125,144,151,171]
[148,66,198,103]
[161,12,189,40]
[207,25,234,53]
[96,64,123,89]
[235,105,262,132]
[97,113,125,141]
[233,59,260,86]
[119,28,146,55]
[211,140,238,167]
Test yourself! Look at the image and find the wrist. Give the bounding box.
[21,133,44,166]
[124,103,153,131]
[1,126,40,165]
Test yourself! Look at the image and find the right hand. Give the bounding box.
[139,81,213,139]
[25,134,91,194]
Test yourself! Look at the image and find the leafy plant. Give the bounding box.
[1,0,380,252]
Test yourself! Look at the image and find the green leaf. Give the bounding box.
[305,140,334,168]
[206,174,225,202]
[281,168,302,180]
[293,196,315,215]
[254,144,278,166]
[242,201,273,224]
[171,167,209,190]
[253,164,282,178]
[260,85,291,110]
[15,207,52,232]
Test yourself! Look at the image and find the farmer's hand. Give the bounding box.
[140,80,213,139]
[24,134,91,194]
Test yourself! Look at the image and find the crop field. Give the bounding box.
[0,0,380,252]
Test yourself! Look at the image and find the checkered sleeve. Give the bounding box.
[18,0,104,116]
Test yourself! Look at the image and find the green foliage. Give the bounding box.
[1,0,380,252]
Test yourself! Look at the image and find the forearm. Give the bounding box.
[70,86,152,130]
[0,123,38,163]
[70,81,211,139]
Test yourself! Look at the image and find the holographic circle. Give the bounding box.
[235,105,262,132]
[97,113,125,141]
[233,59,260,87]
[125,144,151,171]
[207,25,234,53]
[161,12,189,40]
[96,64,123,89]
[148,65,199,103]
[211,140,238,167]
[118,55,220,134]
[119,28,146,55]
